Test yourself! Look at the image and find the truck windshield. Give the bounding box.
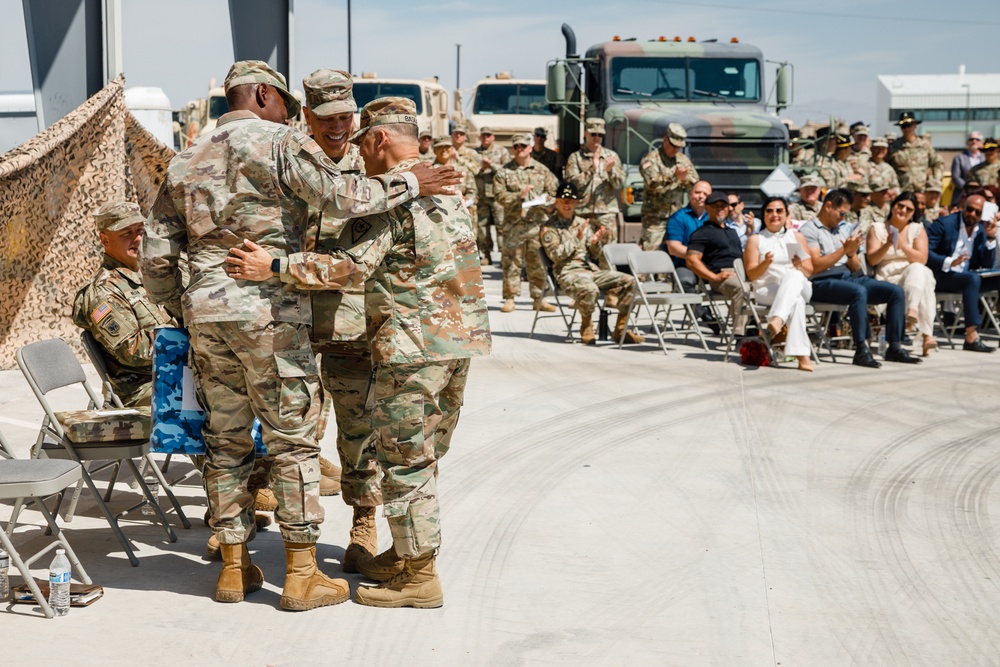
[352,83,424,114]
[473,83,550,115]
[208,96,228,120]
[610,57,760,102]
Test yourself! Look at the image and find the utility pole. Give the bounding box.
[456,43,461,92]
[347,0,352,74]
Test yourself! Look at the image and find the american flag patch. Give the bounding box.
[91,303,112,323]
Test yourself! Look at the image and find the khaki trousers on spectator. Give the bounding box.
[709,271,747,336]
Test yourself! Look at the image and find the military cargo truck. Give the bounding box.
[468,73,558,149]
[547,25,792,232]
[352,73,451,138]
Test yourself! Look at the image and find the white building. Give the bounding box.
[876,68,1000,149]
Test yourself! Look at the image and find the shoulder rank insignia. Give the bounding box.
[101,316,121,336]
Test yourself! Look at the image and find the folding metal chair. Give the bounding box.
[624,251,708,354]
[602,242,639,275]
[0,426,91,618]
[17,339,184,567]
[529,247,577,341]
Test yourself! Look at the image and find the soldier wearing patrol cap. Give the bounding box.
[143,60,460,610]
[531,126,559,177]
[858,172,894,233]
[73,201,174,408]
[493,132,559,313]
[475,126,512,264]
[639,122,699,250]
[227,95,492,609]
[924,178,945,223]
[539,181,643,345]
[418,128,434,162]
[432,135,477,213]
[868,136,900,194]
[788,173,825,225]
[887,111,944,192]
[847,122,872,182]
[846,180,872,225]
[968,138,1000,188]
[564,117,626,246]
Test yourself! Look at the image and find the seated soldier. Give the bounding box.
[539,182,643,345]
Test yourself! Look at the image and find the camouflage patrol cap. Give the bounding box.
[799,173,825,189]
[925,178,943,193]
[418,129,433,140]
[224,60,300,118]
[433,135,453,148]
[666,122,687,148]
[511,133,532,147]
[93,201,145,232]
[850,122,870,136]
[585,118,606,135]
[871,137,889,148]
[303,69,356,116]
[555,180,579,200]
[480,126,494,135]
[451,121,468,135]
[349,97,418,144]
[868,172,890,192]
[849,180,872,195]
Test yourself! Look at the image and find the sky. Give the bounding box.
[2,0,999,128]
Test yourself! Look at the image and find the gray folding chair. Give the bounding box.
[602,242,639,275]
[625,251,708,354]
[0,427,91,618]
[17,339,183,567]
[529,247,576,342]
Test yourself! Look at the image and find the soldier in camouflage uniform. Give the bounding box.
[858,173,893,234]
[788,173,825,225]
[868,137,900,193]
[300,68,381,572]
[846,122,872,182]
[887,111,944,192]
[432,135,477,213]
[493,133,559,313]
[531,127,559,177]
[846,181,872,225]
[924,179,946,223]
[418,129,434,162]
[639,123,699,250]
[968,138,1000,188]
[451,122,483,176]
[475,127,511,264]
[817,134,859,190]
[141,61,459,610]
[564,118,626,245]
[73,201,173,407]
[227,97,492,609]
[539,181,643,345]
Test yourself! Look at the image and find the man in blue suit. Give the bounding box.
[926,193,999,352]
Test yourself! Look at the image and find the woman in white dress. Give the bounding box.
[743,196,815,372]
[866,191,937,356]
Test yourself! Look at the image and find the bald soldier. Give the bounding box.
[639,123,699,250]
[142,61,460,610]
[227,97,491,609]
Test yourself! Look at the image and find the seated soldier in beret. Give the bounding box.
[538,181,643,345]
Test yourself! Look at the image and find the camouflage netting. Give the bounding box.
[0,75,174,369]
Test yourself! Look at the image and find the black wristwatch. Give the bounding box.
[271,258,280,275]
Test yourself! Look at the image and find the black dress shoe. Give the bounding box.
[963,338,995,353]
[853,349,882,368]
[884,344,922,364]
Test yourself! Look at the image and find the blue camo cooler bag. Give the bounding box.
[151,327,265,455]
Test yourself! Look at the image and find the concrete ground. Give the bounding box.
[2,264,1000,666]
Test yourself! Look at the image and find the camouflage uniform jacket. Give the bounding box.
[476,144,512,200]
[493,158,559,226]
[639,147,698,219]
[564,147,625,216]
[439,159,477,205]
[969,160,1000,188]
[72,254,173,406]
[142,110,418,326]
[789,200,822,222]
[925,205,945,223]
[846,148,871,182]
[281,158,492,365]
[305,143,369,343]
[858,203,889,232]
[418,148,435,163]
[868,160,900,191]
[531,147,559,178]
[817,155,854,189]
[455,145,483,176]
[887,136,944,192]
[539,213,603,280]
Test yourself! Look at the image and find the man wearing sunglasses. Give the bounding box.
[564,118,626,246]
[951,131,985,194]
[926,193,1000,352]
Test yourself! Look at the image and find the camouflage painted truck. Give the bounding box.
[547,25,792,240]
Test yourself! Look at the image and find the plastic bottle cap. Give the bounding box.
[56,549,65,554]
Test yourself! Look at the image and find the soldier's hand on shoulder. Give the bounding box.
[410,162,462,196]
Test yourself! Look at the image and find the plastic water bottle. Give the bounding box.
[48,548,71,617]
[878,330,887,357]
[141,475,159,516]
[0,547,9,600]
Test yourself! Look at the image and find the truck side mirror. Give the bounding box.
[547,62,567,104]
[776,64,792,111]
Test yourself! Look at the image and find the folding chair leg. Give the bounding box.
[144,453,191,529]
[34,497,92,585]
[104,461,124,501]
[5,497,25,536]
[79,467,140,566]
[0,528,56,618]
[126,459,179,543]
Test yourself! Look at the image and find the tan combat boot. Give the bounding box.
[342,506,377,573]
[205,513,271,560]
[357,545,405,582]
[255,487,278,512]
[533,298,556,312]
[354,552,443,609]
[579,312,596,345]
[500,298,516,313]
[319,455,342,496]
[612,315,644,344]
[280,542,351,611]
[215,542,263,603]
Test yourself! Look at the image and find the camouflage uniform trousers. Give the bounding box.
[189,321,324,545]
[501,220,546,300]
[582,213,618,269]
[558,269,636,317]
[640,213,669,252]
[476,197,504,258]
[314,340,382,508]
[371,358,470,558]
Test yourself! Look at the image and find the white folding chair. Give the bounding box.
[529,247,577,342]
[624,251,709,355]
